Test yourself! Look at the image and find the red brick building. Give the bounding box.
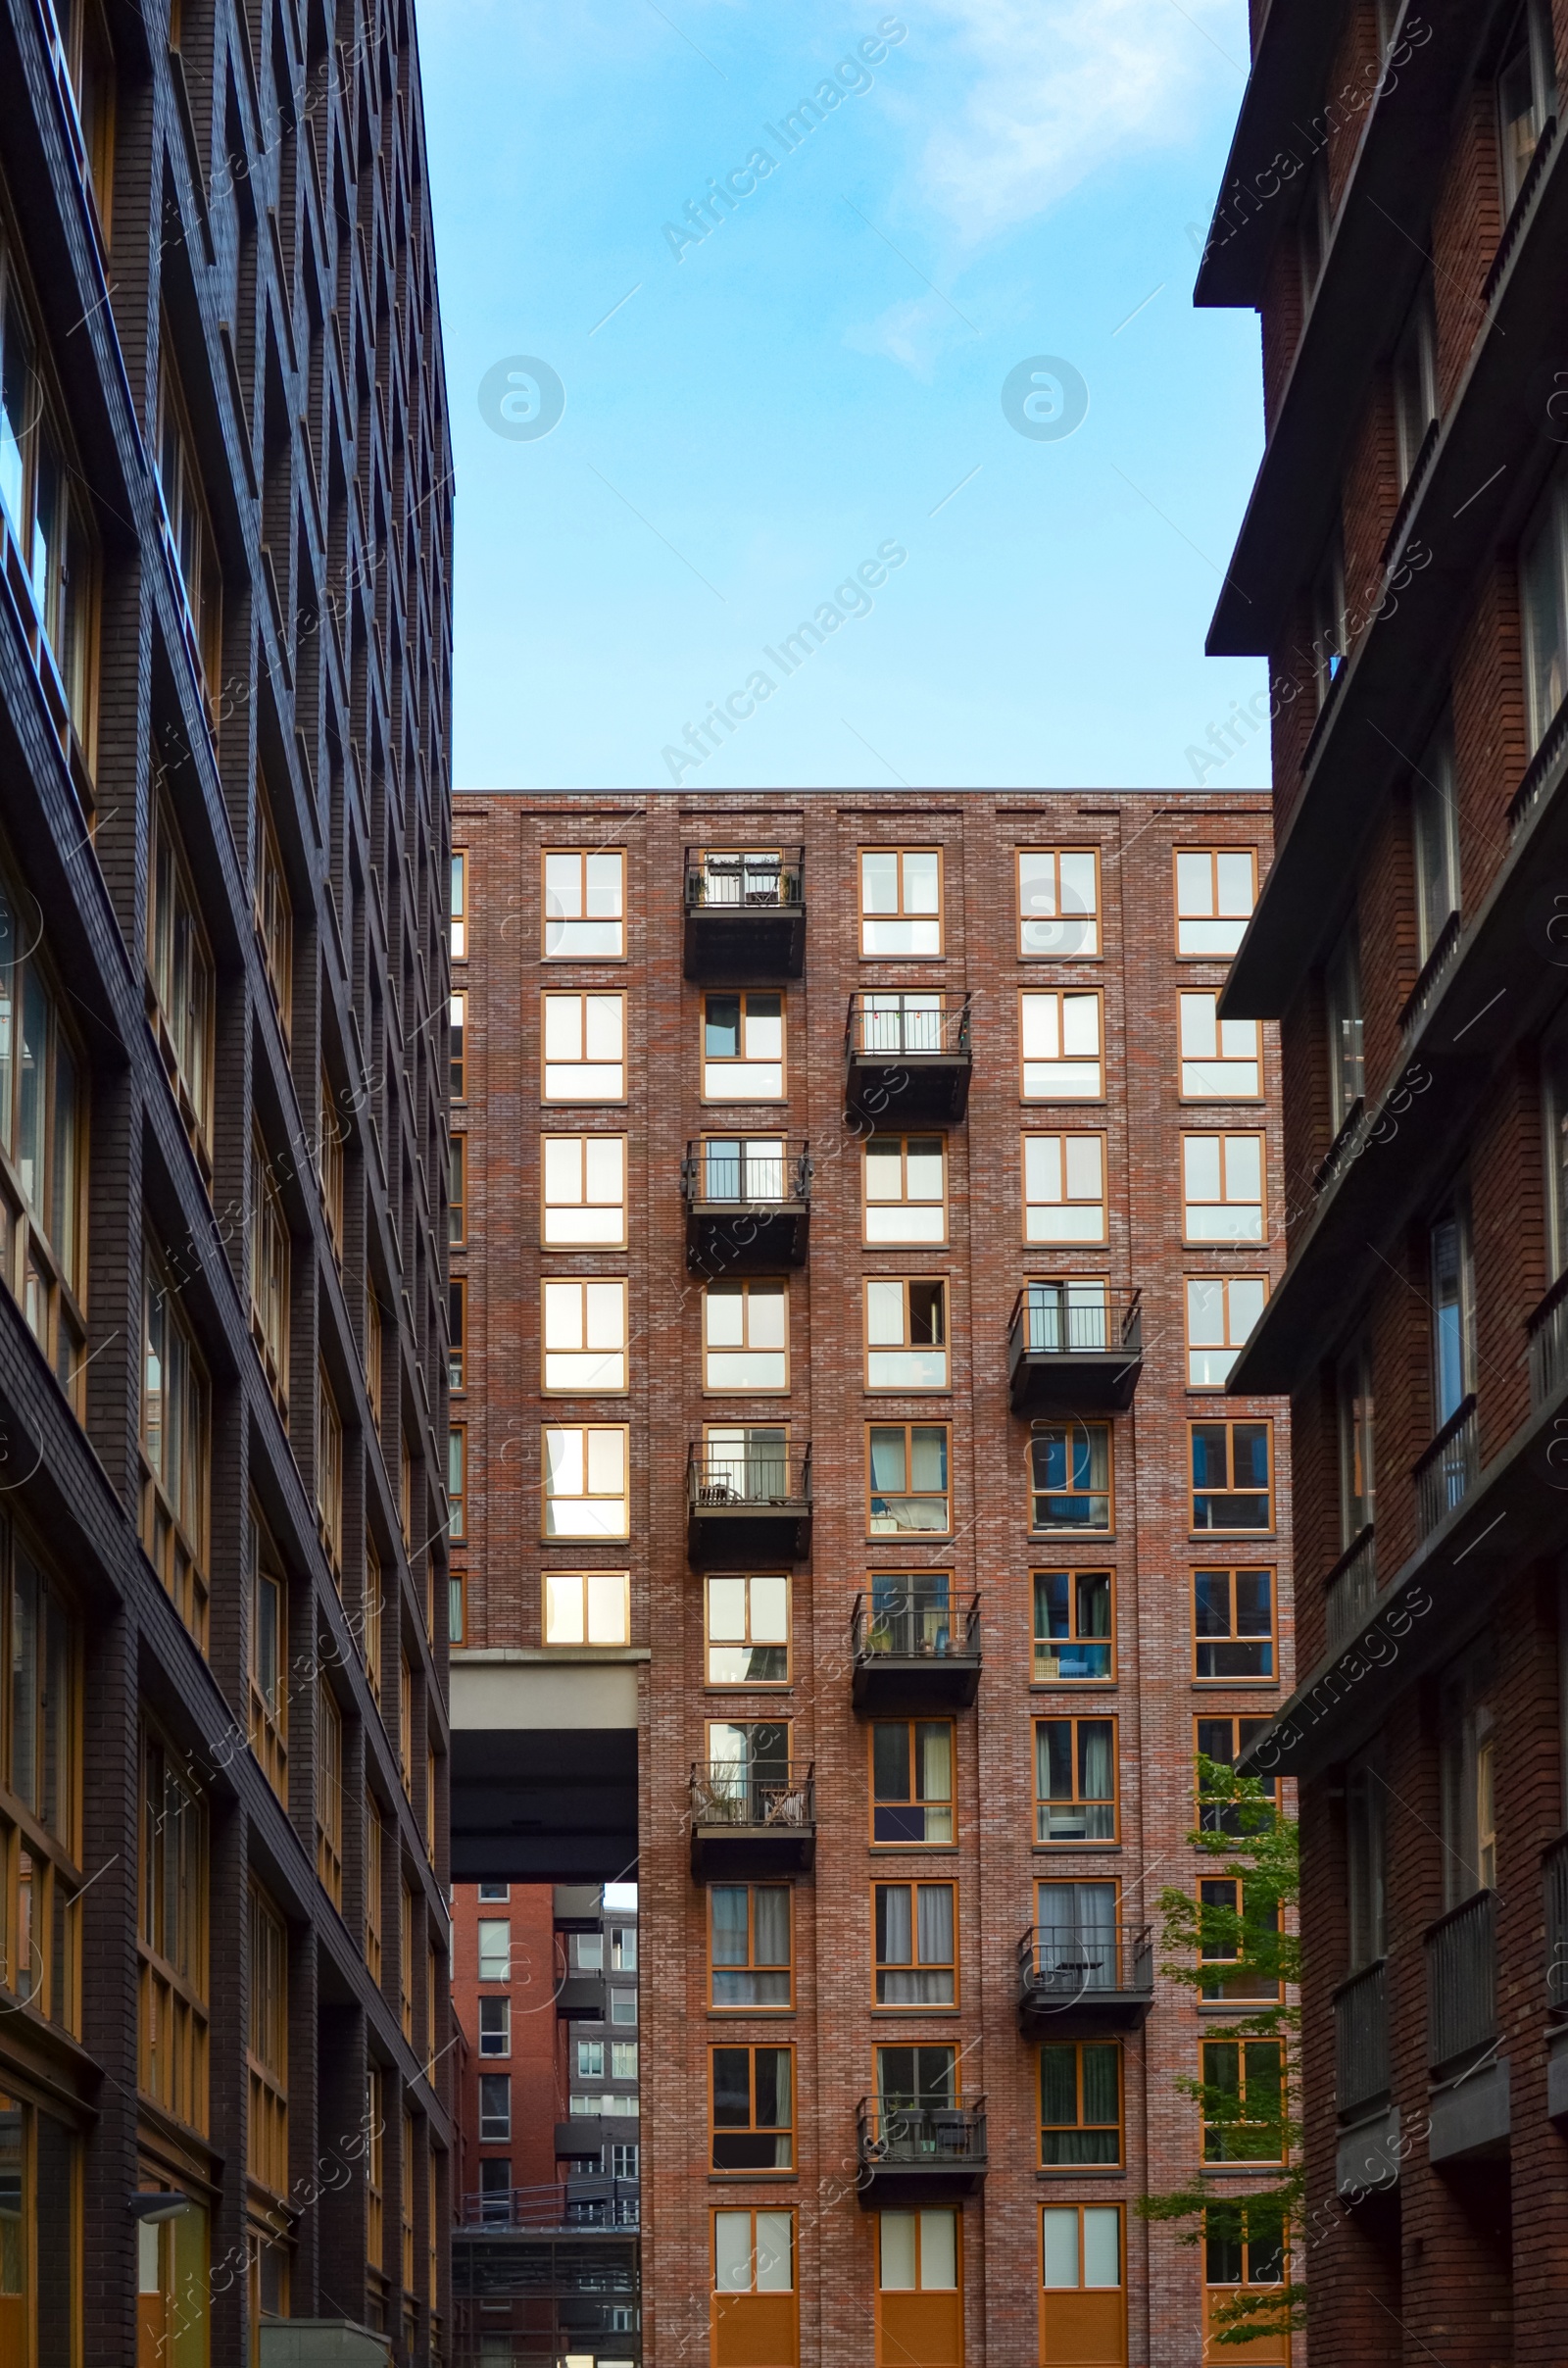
[448,787,1294,2366]
[1200,2,1568,2360]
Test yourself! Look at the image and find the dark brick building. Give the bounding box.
[1200,1,1568,2359]
[448,786,1294,2367]
[0,0,454,2349]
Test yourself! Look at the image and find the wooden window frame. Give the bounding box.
[1032,1568,1115,1685]
[1017,846,1102,959]
[317,1683,343,1908]
[542,1568,632,1647]
[1198,1877,1284,2003]
[866,1421,952,1539]
[254,776,293,1034]
[447,1423,466,1543]
[708,1883,794,2011]
[1040,2038,1123,2167]
[869,1718,956,1848]
[1029,1420,1113,1536]
[140,1245,211,1649]
[1019,988,1105,1102]
[246,1502,288,1803]
[1173,847,1258,959]
[858,846,945,959]
[1022,1130,1107,1246]
[541,1276,630,1396]
[1040,2203,1126,2351]
[1190,1419,1275,1534]
[399,1654,414,1797]
[1194,1716,1278,1832]
[863,1276,949,1393]
[449,1134,466,1248]
[367,2063,385,2271]
[541,989,626,1104]
[366,1287,383,1440]
[401,2105,416,2289]
[1193,1567,1277,1684]
[701,990,787,1104]
[450,849,467,962]
[399,1882,415,2042]
[1184,1275,1268,1389]
[703,1277,790,1395]
[1203,2203,1288,2347]
[318,1063,346,1263]
[862,1131,948,1246]
[1181,1132,1266,1245]
[249,1130,290,1415]
[1200,2036,1287,2163]
[1034,1715,1120,1846]
[876,2207,963,2328]
[542,847,627,961]
[449,1276,466,1395]
[540,1423,630,1541]
[0,849,89,1415]
[704,1572,791,1687]
[710,2042,796,2173]
[364,1537,382,1704]
[155,329,222,701]
[540,1130,628,1249]
[365,1796,383,1985]
[246,1880,289,2197]
[317,1363,343,1582]
[710,2205,798,2338]
[147,792,217,1176]
[1178,992,1264,1103]
[138,1721,209,2134]
[450,991,466,1102]
[871,1878,958,2010]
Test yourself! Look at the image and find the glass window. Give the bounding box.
[317,1064,345,1264]
[867,1424,950,1534]
[1035,1717,1118,1844]
[1347,1747,1388,1968]
[1411,723,1460,963]
[1191,1422,1273,1531]
[542,991,625,1102]
[542,1278,628,1393]
[1035,1879,1122,1987]
[1179,995,1261,1100]
[871,1721,954,1845]
[250,1131,290,1412]
[1184,1276,1266,1389]
[865,1277,948,1389]
[1174,849,1256,957]
[1194,1569,1276,1680]
[1030,1422,1111,1532]
[1392,278,1438,492]
[701,1424,791,1502]
[704,1279,788,1391]
[702,992,784,1100]
[140,1250,211,1648]
[156,338,222,698]
[450,991,466,1099]
[543,850,625,960]
[710,2045,793,2169]
[1018,848,1100,957]
[863,1134,946,1244]
[1310,517,1346,706]
[1023,1131,1105,1244]
[706,1574,789,1684]
[449,1277,466,1394]
[878,2207,959,2292]
[542,1426,629,1538]
[695,847,798,908]
[612,2038,638,2077]
[255,776,292,1032]
[1204,2203,1286,2347]
[1430,1201,1476,1424]
[1042,2203,1122,2291]
[1497,0,1554,215]
[1338,1335,1376,1541]
[246,1504,287,1803]
[713,2207,794,2294]
[479,1998,511,2056]
[478,2073,511,2142]
[1182,1133,1265,1243]
[316,1365,343,1577]
[1199,1878,1283,2002]
[316,1684,343,1907]
[476,1920,510,1982]
[1200,2038,1285,2161]
[860,848,943,956]
[450,849,467,960]
[543,1569,629,1646]
[1325,923,1363,1132]
[1041,2042,1121,2165]
[1522,463,1568,753]
[1020,990,1103,1098]
[1033,1570,1113,1683]
[873,1881,956,2005]
[1297,154,1332,310]
[710,1885,791,2009]
[0,861,87,1415]
[875,2043,955,2107]
[542,1132,626,1247]
[147,796,216,1172]
[1196,1717,1277,1833]
[448,1423,466,1543]
[576,2036,604,2080]
[53,0,117,233]
[138,1725,209,2133]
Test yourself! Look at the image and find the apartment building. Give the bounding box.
[1199,2,1568,2360]
[0,0,454,2351]
[447,787,1293,2367]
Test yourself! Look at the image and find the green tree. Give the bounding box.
[1136,1752,1303,2348]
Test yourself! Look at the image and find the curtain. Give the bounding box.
[710,1887,748,1966]
[1079,1723,1113,1802]
[753,1888,789,1966]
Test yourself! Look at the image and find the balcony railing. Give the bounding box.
[1396,909,1461,1040]
[1006,1285,1143,1413]
[685,847,804,911]
[1482,111,1558,307]
[461,2178,641,2232]
[1425,1889,1496,2070]
[846,990,971,1060]
[682,1138,811,1209]
[1018,1922,1154,2035]
[683,847,806,978]
[1547,1833,1568,2013]
[687,1444,810,1511]
[1324,1525,1377,1653]
[1529,1270,1568,1408]
[1332,1959,1389,2118]
[853,1591,980,1664]
[858,2096,987,2170]
[1509,683,1568,833]
[1312,1094,1366,1196]
[1413,1394,1479,1540]
[689,1762,814,1830]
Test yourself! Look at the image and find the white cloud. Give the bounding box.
[842,293,972,378]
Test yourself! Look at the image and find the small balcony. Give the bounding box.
[1333,1959,1390,2121]
[555,1973,607,2020]
[1529,1272,1568,1408]
[1006,1285,1143,1414]
[686,1443,811,1566]
[1323,1526,1377,1653]
[683,847,806,979]
[462,2176,641,2230]
[688,1761,815,1879]
[1548,1833,1568,2015]
[1413,1395,1480,1540]
[845,993,971,1123]
[553,2119,606,2162]
[1425,1890,1496,2073]
[1018,1922,1153,2041]
[850,1591,981,1711]
[553,1884,603,1932]
[682,1137,810,1273]
[856,2096,987,2201]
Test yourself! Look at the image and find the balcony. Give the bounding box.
[856,2097,987,2201]
[682,1137,810,1273]
[1324,1527,1377,1654]
[464,2176,640,2230]
[1425,1890,1496,2073]
[1006,1285,1143,1415]
[1413,1396,1479,1541]
[686,1443,811,1566]
[555,1973,607,2020]
[1018,1922,1153,2041]
[553,1885,603,1933]
[1333,1960,1390,2122]
[553,2119,606,2162]
[844,993,971,1123]
[688,1761,815,1879]
[683,846,805,979]
[1530,1272,1568,1408]
[851,1591,981,1711]
[1549,1834,1568,2016]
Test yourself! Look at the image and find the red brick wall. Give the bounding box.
[450,1883,560,2200]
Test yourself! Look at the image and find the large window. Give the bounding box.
[867,1424,950,1535]
[542,1278,628,1393]
[1030,1422,1111,1532]
[317,1684,343,1908]
[1020,990,1103,1099]
[254,776,292,1033]
[704,1279,788,1391]
[710,1885,791,2009]
[1018,847,1100,957]
[703,992,784,1100]
[1412,725,1461,963]
[147,796,216,1173]
[0,1528,81,2042]
[1523,461,1568,752]
[1174,849,1255,957]
[246,1504,287,1802]
[1347,1747,1388,1969]
[365,1799,383,1983]
[541,1133,626,1246]
[878,2208,961,2366]
[710,2046,793,2169]
[1337,1335,1376,1541]
[543,849,625,959]
[1041,2205,1124,2362]
[1197,1717,1277,1832]
[450,992,466,1100]
[1179,995,1261,1100]
[140,1250,210,1648]
[711,2209,795,2362]
[870,1720,954,1845]
[247,1882,288,2198]
[1182,1133,1265,1243]
[1200,2039,1286,2161]
[1199,1878,1282,2002]
[542,991,625,1101]
[317,1365,343,1580]
[1023,1132,1106,1244]
[865,1277,948,1389]
[448,1422,466,1544]
[450,1277,466,1394]
[1194,1568,1276,1681]
[1497,0,1555,215]
[478,2073,512,2142]
[706,1574,789,1684]
[480,1998,511,2057]
[1430,1198,1477,1427]
[543,1569,630,1646]
[1191,1422,1273,1531]
[1035,1717,1117,1844]
[542,1425,629,1538]
[1185,1276,1265,1388]
[873,1881,956,2006]
[860,848,942,956]
[864,1133,946,1243]
[139,1725,208,2134]
[1041,2041,1121,2165]
[1325,923,1363,1133]
[449,1135,466,1247]
[1033,1569,1113,1683]
[1392,278,1438,493]
[156,339,222,699]
[1203,2205,1286,2358]
[0,855,86,1413]
[317,1065,345,1261]
[249,1132,289,1414]
[53,0,117,235]
[449,849,467,960]
[477,1919,511,1983]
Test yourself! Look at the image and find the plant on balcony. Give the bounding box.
[1137,1754,1301,2349]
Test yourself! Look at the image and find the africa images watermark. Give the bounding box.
[661,17,908,262]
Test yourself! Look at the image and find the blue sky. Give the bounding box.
[418,0,1272,793]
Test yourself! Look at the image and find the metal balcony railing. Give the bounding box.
[1008,1285,1141,1356]
[684,846,804,911]
[1333,1959,1390,2117]
[1509,683,1568,833]
[1396,909,1461,1039]
[1312,1095,1366,1195]
[852,1591,980,1665]
[689,1762,814,1833]
[1425,1890,1496,2070]
[1019,1922,1153,2003]
[1545,1832,1568,2013]
[1413,1395,1479,1539]
[1529,1270,1568,1408]
[858,2096,987,2168]
[461,2178,641,2232]
[846,991,971,1060]
[1483,111,1558,307]
[1324,1525,1377,1653]
[682,1139,810,1208]
[686,1445,811,1511]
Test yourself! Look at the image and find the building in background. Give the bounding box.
[447,787,1293,2367]
[0,0,454,2349]
[1200,1,1568,2358]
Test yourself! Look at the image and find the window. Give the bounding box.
[1041,2205,1124,2363]
[1036,1878,1123,1989]
[1199,1878,1282,2001]
[142,2185,209,2364]
[478,2074,512,2142]
[873,1881,956,2005]
[398,1653,413,1792]
[140,1250,211,1647]
[1430,1199,1477,1426]
[1020,990,1103,1098]
[1182,1133,1265,1242]
[610,1987,637,2026]
[249,1133,290,1412]
[544,1569,630,1646]
[1393,278,1438,494]
[1497,0,1554,215]
[711,2046,793,2169]
[1310,518,1347,705]
[1185,1276,1266,1388]
[1201,2038,1285,2161]
[365,1800,382,1983]
[450,992,466,1099]
[399,1884,414,2041]
[448,1424,466,1542]
[1174,849,1256,958]
[367,2066,384,2267]
[863,1134,946,1244]
[876,2043,956,2107]
[477,1920,511,1983]
[449,849,467,960]
[542,990,625,1101]
[1179,995,1261,1100]
[878,2208,961,2366]
[1033,1570,1113,1683]
[157,338,222,700]
[1035,1718,1117,1844]
[542,1425,629,1538]
[1191,1422,1273,1531]
[318,1065,345,1260]
[1030,1422,1111,1532]
[1523,462,1568,752]
[710,1885,792,2008]
[474,1998,511,2067]
[542,1133,626,1246]
[1018,847,1100,957]
[449,1277,466,1394]
[706,1574,789,1683]
[246,1504,287,1802]
[703,992,784,1100]
[0,1531,82,2046]
[1347,1747,1388,1969]
[1439,1648,1497,1907]
[860,848,942,956]
[147,796,216,1171]
[1325,922,1363,1133]
[1041,2042,1121,2165]
[711,2208,795,2366]
[611,2142,640,2178]
[694,846,799,908]
[477,1881,511,1902]
[871,1720,954,1845]
[867,1423,951,1534]
[612,2037,638,2077]
[1334,1334,1376,1543]
[1194,1569,1276,1680]
[543,849,625,959]
[52,0,117,235]
[704,1279,788,1391]
[542,1278,628,1394]
[576,2037,604,2079]
[247,1883,288,2198]
[254,778,292,1033]
[1023,1132,1106,1244]
[1196,1718,1277,1833]
[138,1727,209,2133]
[862,1568,957,1661]
[1204,2204,1286,2352]
[364,1539,383,1702]
[0,863,87,1415]
[1412,723,1460,962]
[316,1365,343,1579]
[449,1135,466,1247]
[316,1684,343,1908]
[1019,1276,1111,1353]
[865,1277,948,1389]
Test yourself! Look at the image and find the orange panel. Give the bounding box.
[1202,2293,1289,2365]
[879,2287,963,2365]
[711,2290,799,2367]
[136,2294,168,2368]
[1039,2288,1126,2366]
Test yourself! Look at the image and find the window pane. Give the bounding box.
[919,2209,957,2291]
[1082,2208,1120,2289]
[1042,2210,1080,2290]
[879,2212,917,2292]
[755,2212,793,2292]
[714,2212,753,2293]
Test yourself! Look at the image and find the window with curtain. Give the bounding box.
[1035,1718,1117,1844]
[1041,2042,1121,2165]
[710,2046,793,2168]
[1430,1201,1476,1426]
[873,1881,956,2005]
[1029,1422,1111,1531]
[867,1424,950,1533]
[1033,1570,1113,1683]
[710,1884,791,2008]
[871,1722,954,1845]
[1035,1880,1120,1989]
